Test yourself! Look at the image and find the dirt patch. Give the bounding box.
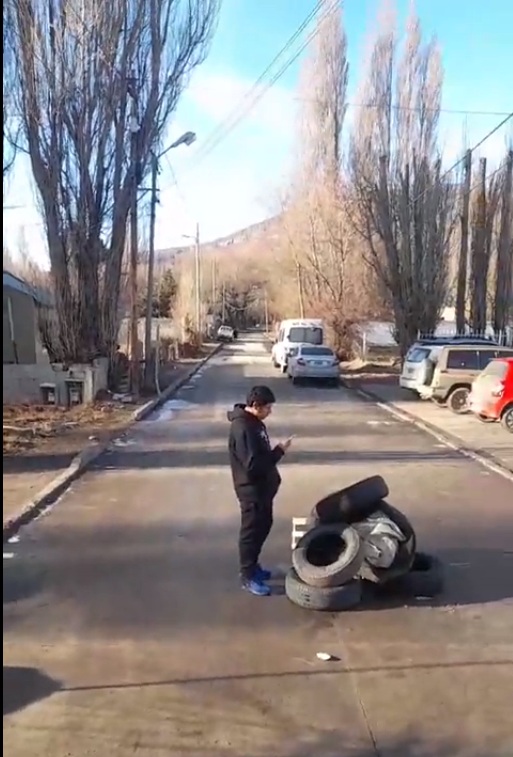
[3,402,140,457]
[341,358,401,385]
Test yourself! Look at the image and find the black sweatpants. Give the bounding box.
[238,498,274,579]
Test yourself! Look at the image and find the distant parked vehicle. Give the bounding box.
[400,337,500,396]
[217,325,234,342]
[469,358,513,432]
[416,344,513,413]
[287,345,340,386]
[271,318,324,374]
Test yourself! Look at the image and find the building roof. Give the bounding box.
[3,270,53,306]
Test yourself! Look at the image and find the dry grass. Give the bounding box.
[3,402,137,456]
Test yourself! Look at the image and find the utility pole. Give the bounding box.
[144,152,159,390]
[264,288,269,334]
[128,76,140,395]
[221,280,226,323]
[194,222,201,338]
[456,149,472,334]
[296,260,305,318]
[211,257,217,313]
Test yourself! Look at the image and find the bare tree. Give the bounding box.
[494,150,513,335]
[350,12,455,355]
[8,0,219,362]
[297,0,348,184]
[3,1,18,179]
[469,158,502,332]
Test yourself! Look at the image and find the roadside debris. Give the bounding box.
[286,476,444,611]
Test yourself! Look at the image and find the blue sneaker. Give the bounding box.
[254,565,272,582]
[241,578,271,596]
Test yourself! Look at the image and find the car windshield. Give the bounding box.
[480,360,508,379]
[288,326,323,344]
[300,346,334,357]
[407,347,430,363]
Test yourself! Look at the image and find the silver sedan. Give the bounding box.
[287,345,340,385]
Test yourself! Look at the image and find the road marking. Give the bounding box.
[355,389,513,483]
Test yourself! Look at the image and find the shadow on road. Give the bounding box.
[96,446,463,471]
[3,666,61,716]
[4,519,512,640]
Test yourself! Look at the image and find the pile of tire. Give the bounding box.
[285,475,444,612]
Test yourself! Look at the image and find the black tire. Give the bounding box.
[447,386,470,414]
[378,552,444,598]
[285,568,362,611]
[292,376,300,385]
[292,523,364,588]
[312,475,389,525]
[501,405,513,433]
[356,501,416,585]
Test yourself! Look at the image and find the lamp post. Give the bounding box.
[143,131,197,390]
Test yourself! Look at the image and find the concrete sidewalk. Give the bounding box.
[3,347,220,529]
[359,381,513,473]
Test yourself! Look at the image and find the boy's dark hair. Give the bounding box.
[246,385,276,407]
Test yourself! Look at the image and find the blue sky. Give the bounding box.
[4,0,513,263]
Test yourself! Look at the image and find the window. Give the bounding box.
[478,350,513,370]
[407,347,430,363]
[446,349,479,370]
[480,359,508,379]
[288,326,323,345]
[300,346,334,356]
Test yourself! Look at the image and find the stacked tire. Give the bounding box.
[285,476,444,611]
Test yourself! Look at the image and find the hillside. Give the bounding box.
[155,215,281,265]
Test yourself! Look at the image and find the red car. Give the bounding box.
[469,357,513,432]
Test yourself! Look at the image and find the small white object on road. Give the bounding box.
[316,652,334,662]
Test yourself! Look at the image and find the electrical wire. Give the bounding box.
[191,0,341,166]
[409,112,513,207]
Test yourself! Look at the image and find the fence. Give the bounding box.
[352,322,513,361]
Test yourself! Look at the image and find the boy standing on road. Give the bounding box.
[227,385,292,596]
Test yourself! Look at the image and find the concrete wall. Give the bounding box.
[3,358,109,406]
[3,287,38,364]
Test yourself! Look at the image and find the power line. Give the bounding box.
[191,0,341,167]
[410,112,513,207]
[295,99,512,117]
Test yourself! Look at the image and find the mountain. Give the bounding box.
[155,215,281,265]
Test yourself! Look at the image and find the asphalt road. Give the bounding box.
[4,333,513,757]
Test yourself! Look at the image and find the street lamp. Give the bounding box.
[143,131,196,391]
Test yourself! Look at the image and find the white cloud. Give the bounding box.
[154,68,298,247]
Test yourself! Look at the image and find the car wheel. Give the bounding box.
[501,406,513,433]
[292,523,364,588]
[280,364,287,374]
[292,376,299,385]
[312,475,389,525]
[447,386,470,414]
[285,568,362,611]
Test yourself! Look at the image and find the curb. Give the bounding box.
[342,379,513,483]
[3,344,222,542]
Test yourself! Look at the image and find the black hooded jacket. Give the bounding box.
[227,404,284,502]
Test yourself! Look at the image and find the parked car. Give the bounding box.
[287,345,340,386]
[400,337,499,395]
[271,319,324,373]
[216,325,234,342]
[469,358,513,432]
[416,344,513,413]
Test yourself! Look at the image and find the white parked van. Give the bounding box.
[271,319,324,373]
